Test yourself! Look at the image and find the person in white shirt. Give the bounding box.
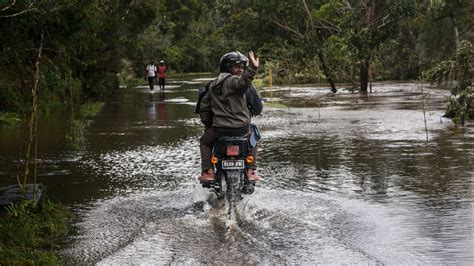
[145,61,157,91]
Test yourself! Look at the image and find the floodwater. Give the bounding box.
[0,76,473,264]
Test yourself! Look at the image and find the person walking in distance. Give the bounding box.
[158,60,167,90]
[145,61,157,91]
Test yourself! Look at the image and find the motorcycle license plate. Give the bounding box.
[222,160,244,170]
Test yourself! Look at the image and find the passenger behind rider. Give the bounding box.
[198,51,261,182]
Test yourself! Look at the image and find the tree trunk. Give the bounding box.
[450,13,460,51]
[301,0,337,93]
[316,50,337,93]
[360,58,369,93]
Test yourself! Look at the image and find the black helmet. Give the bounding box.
[219,51,248,72]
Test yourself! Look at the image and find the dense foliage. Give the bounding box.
[423,40,474,124]
[0,0,473,122]
[0,0,158,112]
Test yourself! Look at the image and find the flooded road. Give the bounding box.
[0,77,473,264]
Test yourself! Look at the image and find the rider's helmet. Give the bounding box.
[159,60,164,64]
[219,51,248,72]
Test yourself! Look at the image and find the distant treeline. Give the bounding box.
[0,0,472,114]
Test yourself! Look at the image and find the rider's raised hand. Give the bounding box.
[248,51,259,70]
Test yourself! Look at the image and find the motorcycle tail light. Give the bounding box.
[211,155,218,165]
[246,155,254,164]
[226,145,239,156]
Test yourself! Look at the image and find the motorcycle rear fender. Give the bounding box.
[212,136,249,158]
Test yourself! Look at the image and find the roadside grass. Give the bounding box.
[0,196,70,265]
[0,112,22,126]
[77,102,104,119]
[66,101,104,150]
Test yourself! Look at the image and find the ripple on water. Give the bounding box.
[83,137,201,195]
[62,183,459,264]
[62,82,472,264]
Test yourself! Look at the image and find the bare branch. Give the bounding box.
[360,0,369,9]
[0,1,36,18]
[376,14,393,28]
[0,0,16,12]
[121,0,135,21]
[21,28,44,190]
[0,7,36,17]
[301,0,315,31]
[317,18,342,32]
[272,19,305,39]
[338,0,352,10]
[315,24,341,32]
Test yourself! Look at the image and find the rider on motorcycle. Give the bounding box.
[198,51,261,182]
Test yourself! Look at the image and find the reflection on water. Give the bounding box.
[0,79,473,264]
[146,91,167,125]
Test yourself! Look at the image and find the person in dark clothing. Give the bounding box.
[198,51,262,181]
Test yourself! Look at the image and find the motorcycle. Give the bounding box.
[201,136,256,219]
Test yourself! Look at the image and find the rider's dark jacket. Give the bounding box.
[199,67,262,128]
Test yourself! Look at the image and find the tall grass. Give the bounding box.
[0,196,69,264]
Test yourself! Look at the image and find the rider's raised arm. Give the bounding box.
[225,67,256,96]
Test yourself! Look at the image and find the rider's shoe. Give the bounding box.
[198,169,215,181]
[246,169,261,181]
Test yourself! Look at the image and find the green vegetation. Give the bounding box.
[423,40,473,125]
[66,102,104,150]
[1,0,473,122]
[0,112,22,126]
[0,196,69,265]
[0,0,158,115]
[77,102,104,119]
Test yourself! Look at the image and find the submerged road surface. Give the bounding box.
[1,77,472,264]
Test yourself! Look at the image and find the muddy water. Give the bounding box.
[0,78,472,264]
